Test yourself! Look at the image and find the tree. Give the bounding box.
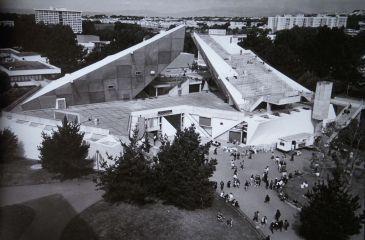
[184,33,198,57]
[239,26,365,95]
[0,129,20,163]
[96,128,154,204]
[298,173,362,240]
[0,71,11,109]
[38,117,92,179]
[155,125,217,210]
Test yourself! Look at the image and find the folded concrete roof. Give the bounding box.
[23,25,186,105]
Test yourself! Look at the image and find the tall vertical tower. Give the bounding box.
[312,81,333,120]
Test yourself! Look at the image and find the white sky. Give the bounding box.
[0,0,364,16]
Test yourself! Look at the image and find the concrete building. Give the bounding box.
[268,14,348,33]
[359,21,365,31]
[229,21,246,30]
[20,25,185,110]
[0,25,340,164]
[35,7,82,34]
[0,48,61,84]
[0,20,14,27]
[76,35,110,54]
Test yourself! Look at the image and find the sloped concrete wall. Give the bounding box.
[22,26,185,110]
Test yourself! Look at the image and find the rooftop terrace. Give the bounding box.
[18,92,235,136]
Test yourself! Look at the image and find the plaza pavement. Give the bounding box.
[210,146,314,240]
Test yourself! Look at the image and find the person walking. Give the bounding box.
[240,162,244,170]
[244,180,250,191]
[220,180,224,191]
[265,194,270,203]
[260,216,267,225]
[275,209,281,221]
[269,222,275,234]
[265,179,269,189]
[283,219,290,231]
[278,220,283,232]
[227,218,233,227]
[269,179,274,189]
[227,180,231,188]
[253,211,259,222]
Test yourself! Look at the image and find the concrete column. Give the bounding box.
[266,102,272,113]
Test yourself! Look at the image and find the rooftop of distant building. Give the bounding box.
[1,61,52,71]
[34,7,82,13]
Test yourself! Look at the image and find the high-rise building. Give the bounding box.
[268,14,347,33]
[35,7,82,34]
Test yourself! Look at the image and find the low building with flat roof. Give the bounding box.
[0,48,61,83]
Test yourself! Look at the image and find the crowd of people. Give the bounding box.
[213,144,302,239]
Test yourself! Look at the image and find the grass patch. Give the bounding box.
[0,204,35,240]
[0,159,58,186]
[61,198,261,240]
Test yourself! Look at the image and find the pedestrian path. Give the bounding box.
[210,147,310,240]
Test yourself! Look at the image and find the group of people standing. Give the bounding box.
[213,144,295,239]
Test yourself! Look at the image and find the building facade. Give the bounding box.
[268,14,348,33]
[35,7,82,34]
[0,48,61,83]
[21,25,185,110]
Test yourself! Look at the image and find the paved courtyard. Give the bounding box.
[210,146,315,240]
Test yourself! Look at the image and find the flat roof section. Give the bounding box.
[15,52,39,57]
[18,92,234,136]
[1,61,52,70]
[279,132,312,141]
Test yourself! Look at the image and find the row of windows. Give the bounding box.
[10,74,44,82]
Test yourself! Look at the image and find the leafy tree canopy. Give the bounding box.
[155,125,217,210]
[38,117,92,179]
[240,27,365,96]
[0,128,20,163]
[96,128,154,204]
[299,172,362,240]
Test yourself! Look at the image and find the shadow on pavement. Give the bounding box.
[0,194,97,240]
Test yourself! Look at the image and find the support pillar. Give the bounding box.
[266,102,272,114]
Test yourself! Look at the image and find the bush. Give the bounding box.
[0,128,19,163]
[38,117,92,179]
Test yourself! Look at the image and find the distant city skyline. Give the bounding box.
[0,0,364,17]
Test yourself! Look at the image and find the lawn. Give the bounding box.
[0,159,58,187]
[0,204,35,240]
[282,173,319,207]
[61,197,263,240]
[0,159,97,187]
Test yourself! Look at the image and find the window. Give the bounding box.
[280,142,285,146]
[199,117,211,127]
